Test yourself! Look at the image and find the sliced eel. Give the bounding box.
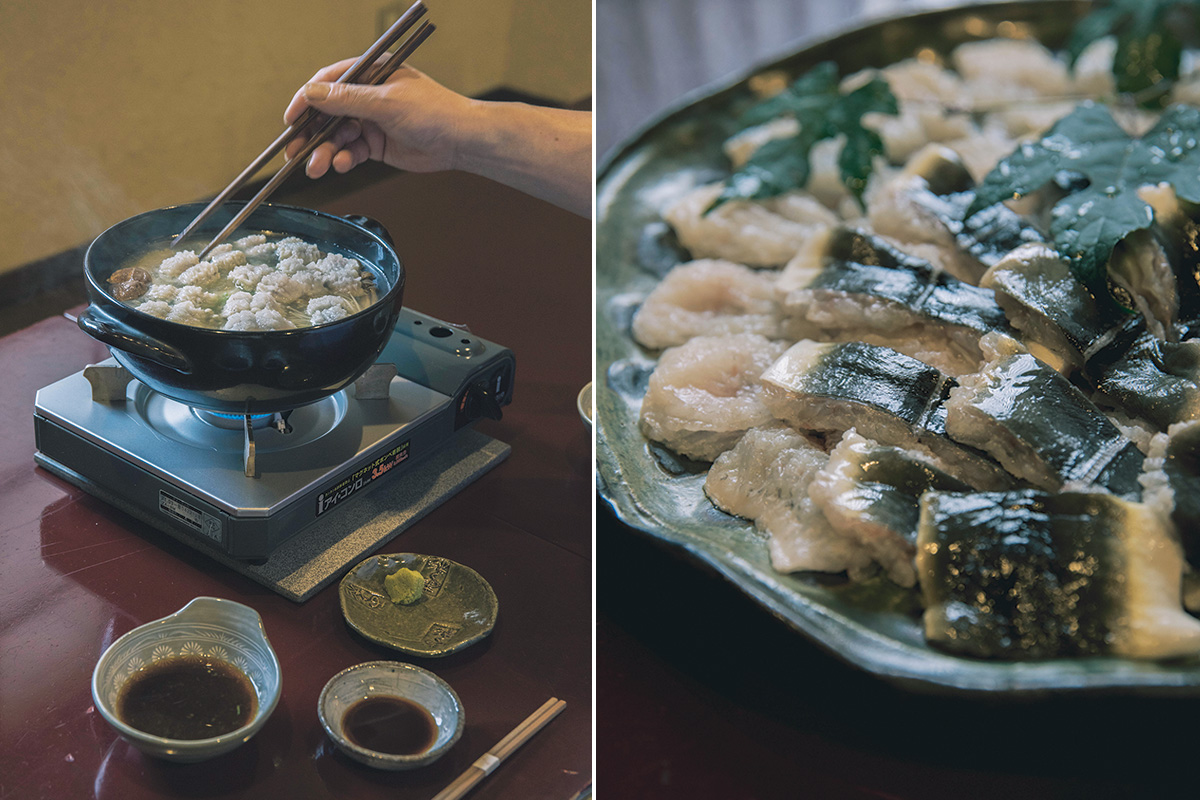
[1089,331,1200,432]
[898,144,1045,275]
[945,352,1144,496]
[1108,229,1178,339]
[662,182,839,268]
[917,489,1200,660]
[631,259,783,350]
[981,243,1143,373]
[704,424,874,578]
[1143,420,1200,572]
[778,228,1015,375]
[810,430,972,587]
[867,145,1043,284]
[920,189,1046,275]
[639,333,788,462]
[984,242,1200,431]
[759,340,1012,489]
[1136,183,1200,323]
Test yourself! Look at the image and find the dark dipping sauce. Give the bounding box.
[117,655,257,739]
[343,695,437,756]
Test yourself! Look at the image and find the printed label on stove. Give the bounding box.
[159,491,223,543]
[316,440,411,516]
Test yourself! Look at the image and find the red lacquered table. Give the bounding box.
[0,167,592,800]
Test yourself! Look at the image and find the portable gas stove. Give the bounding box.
[34,308,515,593]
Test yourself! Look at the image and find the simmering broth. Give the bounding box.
[112,233,382,331]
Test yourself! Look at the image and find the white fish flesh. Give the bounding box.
[663,182,839,268]
[705,424,874,577]
[810,430,972,587]
[639,333,788,461]
[631,259,782,350]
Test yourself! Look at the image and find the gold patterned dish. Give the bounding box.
[339,554,498,657]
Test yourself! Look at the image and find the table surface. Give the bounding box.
[0,166,592,799]
[596,1,1200,798]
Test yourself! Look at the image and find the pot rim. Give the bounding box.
[83,201,404,337]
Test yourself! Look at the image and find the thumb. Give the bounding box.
[302,81,388,121]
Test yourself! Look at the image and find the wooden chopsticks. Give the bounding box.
[175,0,432,258]
[431,697,568,800]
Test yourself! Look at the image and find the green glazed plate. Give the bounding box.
[596,0,1200,695]
[339,554,498,657]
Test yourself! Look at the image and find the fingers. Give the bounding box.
[332,138,371,174]
[282,56,410,178]
[285,116,360,160]
[305,146,335,179]
[282,57,362,125]
[283,117,362,177]
[284,134,307,162]
[310,57,361,84]
[302,118,363,178]
[301,80,392,122]
[283,92,308,126]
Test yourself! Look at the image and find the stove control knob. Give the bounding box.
[461,381,504,422]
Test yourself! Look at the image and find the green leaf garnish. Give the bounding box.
[1067,0,1199,105]
[708,61,898,211]
[969,102,1200,301]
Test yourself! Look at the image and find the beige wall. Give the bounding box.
[0,0,591,276]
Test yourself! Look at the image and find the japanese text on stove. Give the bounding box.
[316,441,410,516]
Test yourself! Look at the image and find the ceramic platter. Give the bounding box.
[596,0,1200,695]
[339,554,498,657]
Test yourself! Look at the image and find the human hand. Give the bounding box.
[283,60,477,178]
[284,56,592,217]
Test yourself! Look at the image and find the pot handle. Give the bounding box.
[343,214,395,247]
[77,306,194,374]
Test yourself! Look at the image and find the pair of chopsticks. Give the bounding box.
[175,0,434,259]
[431,697,567,800]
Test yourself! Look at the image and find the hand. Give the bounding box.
[284,58,592,217]
[283,60,476,178]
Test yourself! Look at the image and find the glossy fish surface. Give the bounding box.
[761,340,1011,489]
[812,430,974,587]
[1092,333,1200,432]
[946,353,1143,496]
[917,490,1200,660]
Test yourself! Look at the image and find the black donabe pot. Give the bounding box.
[78,202,405,414]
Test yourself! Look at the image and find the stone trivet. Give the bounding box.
[40,428,510,602]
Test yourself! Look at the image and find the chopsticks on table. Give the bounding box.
[174,0,433,259]
[430,697,568,800]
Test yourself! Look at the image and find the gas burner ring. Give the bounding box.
[193,408,281,431]
[132,385,349,456]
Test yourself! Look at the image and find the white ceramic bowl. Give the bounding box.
[318,661,464,770]
[91,596,282,762]
[577,381,593,429]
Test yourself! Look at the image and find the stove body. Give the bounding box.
[34,308,515,562]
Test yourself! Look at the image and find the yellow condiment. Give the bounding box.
[384,567,425,605]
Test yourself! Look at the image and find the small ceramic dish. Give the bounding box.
[318,661,464,770]
[91,596,282,762]
[577,381,593,429]
[339,553,498,657]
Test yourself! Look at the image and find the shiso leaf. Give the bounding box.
[968,102,1200,302]
[1066,0,1198,103]
[708,61,898,211]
